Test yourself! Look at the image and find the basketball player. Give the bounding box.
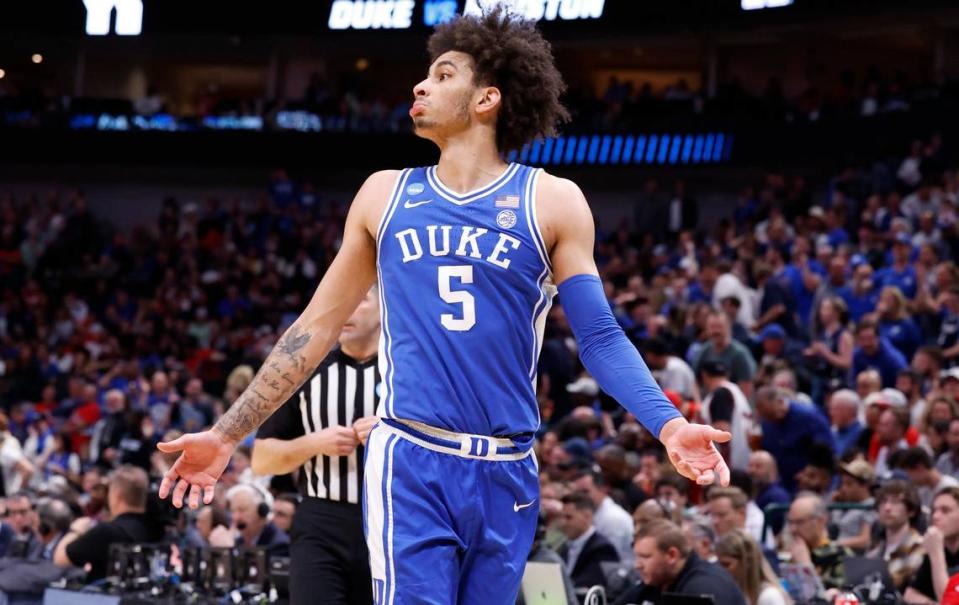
[158,8,731,603]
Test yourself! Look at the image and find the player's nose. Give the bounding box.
[413,78,429,98]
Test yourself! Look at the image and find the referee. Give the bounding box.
[253,287,380,605]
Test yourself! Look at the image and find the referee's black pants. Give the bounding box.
[289,497,372,605]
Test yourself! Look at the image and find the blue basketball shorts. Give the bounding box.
[363,418,539,605]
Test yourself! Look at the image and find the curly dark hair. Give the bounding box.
[427,6,570,155]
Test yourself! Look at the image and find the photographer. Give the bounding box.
[53,465,163,581]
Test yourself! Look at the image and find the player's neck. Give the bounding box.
[435,131,506,194]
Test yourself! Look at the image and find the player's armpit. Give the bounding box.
[212,170,400,445]
[534,173,600,286]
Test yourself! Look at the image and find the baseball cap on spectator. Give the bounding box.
[864,391,905,409]
[756,323,786,342]
[839,459,875,484]
[700,359,728,378]
[567,376,599,397]
[893,232,912,246]
[941,367,959,383]
[879,388,907,408]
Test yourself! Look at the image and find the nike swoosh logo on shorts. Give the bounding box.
[513,500,536,512]
[404,199,432,208]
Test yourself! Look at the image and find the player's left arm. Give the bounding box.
[539,173,730,486]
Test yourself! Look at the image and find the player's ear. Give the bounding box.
[475,86,501,117]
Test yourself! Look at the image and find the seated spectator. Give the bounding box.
[693,312,757,398]
[868,480,924,591]
[716,529,791,605]
[937,418,959,480]
[831,460,877,553]
[209,483,290,559]
[756,387,835,494]
[0,498,76,602]
[572,468,635,565]
[876,286,923,359]
[804,296,853,402]
[793,443,836,497]
[53,465,164,581]
[828,389,864,458]
[873,405,912,476]
[271,493,298,535]
[655,473,690,514]
[747,451,790,537]
[643,338,700,403]
[557,492,619,594]
[37,433,81,487]
[183,505,229,549]
[850,319,907,389]
[614,519,747,605]
[904,486,959,604]
[898,446,959,509]
[785,493,853,591]
[681,514,717,564]
[0,415,34,496]
[700,360,754,472]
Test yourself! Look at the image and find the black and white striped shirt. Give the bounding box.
[257,348,380,504]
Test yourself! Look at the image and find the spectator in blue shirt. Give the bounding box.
[851,319,908,389]
[827,389,864,457]
[838,261,880,323]
[877,286,923,359]
[756,386,835,494]
[875,233,918,299]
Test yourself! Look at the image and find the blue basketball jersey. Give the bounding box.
[376,163,554,436]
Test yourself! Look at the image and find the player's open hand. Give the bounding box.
[157,430,236,509]
[660,419,731,486]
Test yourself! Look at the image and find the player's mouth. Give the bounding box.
[409,101,427,117]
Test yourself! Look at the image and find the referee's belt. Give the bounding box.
[379,418,534,462]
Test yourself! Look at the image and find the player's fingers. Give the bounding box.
[156,434,189,453]
[696,469,716,485]
[716,457,731,487]
[171,479,190,509]
[158,466,180,499]
[188,483,202,510]
[705,427,732,443]
[669,452,700,482]
[203,485,216,505]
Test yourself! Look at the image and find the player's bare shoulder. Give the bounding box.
[350,169,404,236]
[533,170,594,250]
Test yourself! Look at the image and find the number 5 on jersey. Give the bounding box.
[438,265,475,331]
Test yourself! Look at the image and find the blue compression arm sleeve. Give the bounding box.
[558,274,683,438]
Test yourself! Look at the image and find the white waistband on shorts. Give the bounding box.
[378,418,533,462]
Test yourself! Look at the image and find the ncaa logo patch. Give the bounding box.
[496,210,517,229]
[406,182,425,195]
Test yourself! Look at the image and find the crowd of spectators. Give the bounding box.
[0,128,956,603]
[2,66,957,134]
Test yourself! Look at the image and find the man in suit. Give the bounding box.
[557,492,619,594]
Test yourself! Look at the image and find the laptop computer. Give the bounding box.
[521,561,569,605]
[843,556,899,598]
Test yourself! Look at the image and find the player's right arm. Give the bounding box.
[157,170,399,509]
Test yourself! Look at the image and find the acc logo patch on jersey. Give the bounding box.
[496,210,517,229]
[406,182,425,195]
